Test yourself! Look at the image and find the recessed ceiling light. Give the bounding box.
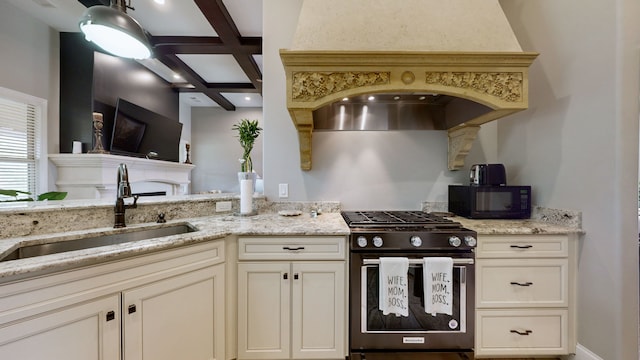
[245,96,251,101]
[368,96,375,101]
[173,73,182,80]
[393,96,400,100]
[418,96,426,100]
[342,97,349,101]
[154,0,165,4]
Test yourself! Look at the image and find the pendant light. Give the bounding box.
[79,0,152,60]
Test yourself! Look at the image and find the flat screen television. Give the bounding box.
[110,98,183,162]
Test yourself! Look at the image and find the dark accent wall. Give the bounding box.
[59,32,179,156]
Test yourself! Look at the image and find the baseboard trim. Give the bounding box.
[565,343,603,360]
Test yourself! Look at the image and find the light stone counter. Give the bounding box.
[0,196,582,282]
[423,202,583,235]
[454,217,583,235]
[0,206,349,282]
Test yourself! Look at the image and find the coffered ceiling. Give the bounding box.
[7,0,263,109]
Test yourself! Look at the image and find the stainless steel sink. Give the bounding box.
[0,224,197,262]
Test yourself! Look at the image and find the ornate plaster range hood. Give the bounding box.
[280,0,537,170]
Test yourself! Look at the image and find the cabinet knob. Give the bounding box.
[128,304,137,314]
[510,329,533,336]
[294,273,299,280]
[106,310,115,321]
[510,281,533,287]
[283,273,288,280]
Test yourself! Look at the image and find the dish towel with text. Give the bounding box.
[378,257,409,317]
[423,257,453,316]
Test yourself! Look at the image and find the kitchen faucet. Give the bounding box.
[114,163,138,228]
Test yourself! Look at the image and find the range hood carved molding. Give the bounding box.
[280,50,538,170]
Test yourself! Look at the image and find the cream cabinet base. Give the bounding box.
[475,309,569,357]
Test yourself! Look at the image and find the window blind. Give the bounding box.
[0,96,40,200]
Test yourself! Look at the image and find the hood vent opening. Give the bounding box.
[313,93,493,131]
[280,0,538,171]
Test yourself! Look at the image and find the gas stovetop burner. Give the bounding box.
[341,210,461,229]
[342,210,476,251]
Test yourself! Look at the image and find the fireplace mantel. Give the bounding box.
[49,154,195,200]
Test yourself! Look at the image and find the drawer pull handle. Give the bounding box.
[128,304,137,314]
[294,273,299,280]
[283,272,288,280]
[510,329,533,336]
[510,281,533,287]
[106,310,115,321]
[510,244,533,249]
[283,246,305,251]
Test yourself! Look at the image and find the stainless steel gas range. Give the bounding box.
[342,211,477,360]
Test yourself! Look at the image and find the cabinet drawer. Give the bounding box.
[476,235,568,258]
[475,309,569,357]
[238,237,346,261]
[477,258,568,308]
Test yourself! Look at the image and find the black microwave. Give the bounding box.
[448,185,531,219]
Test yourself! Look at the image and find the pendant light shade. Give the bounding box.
[79,3,152,60]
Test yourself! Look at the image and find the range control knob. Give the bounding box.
[372,236,384,248]
[464,236,477,247]
[410,236,422,247]
[448,236,462,247]
[357,236,368,248]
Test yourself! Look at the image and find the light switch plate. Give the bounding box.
[215,201,232,212]
[279,183,289,198]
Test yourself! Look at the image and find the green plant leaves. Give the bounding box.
[233,119,262,172]
[0,189,30,197]
[37,192,68,201]
[0,189,68,202]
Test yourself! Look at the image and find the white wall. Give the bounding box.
[0,2,59,192]
[498,1,639,359]
[262,1,497,210]
[191,107,263,193]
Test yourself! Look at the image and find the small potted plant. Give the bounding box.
[233,119,262,173]
[233,119,261,214]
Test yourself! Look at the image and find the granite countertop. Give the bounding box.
[455,217,583,235]
[0,199,583,282]
[0,211,350,282]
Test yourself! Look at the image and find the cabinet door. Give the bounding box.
[237,262,290,360]
[122,264,225,360]
[291,261,345,359]
[0,294,120,360]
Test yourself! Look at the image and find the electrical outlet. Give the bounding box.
[215,201,232,212]
[279,183,289,198]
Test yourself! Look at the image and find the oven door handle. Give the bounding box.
[362,258,474,265]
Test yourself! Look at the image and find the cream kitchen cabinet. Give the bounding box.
[236,236,347,360]
[474,234,578,358]
[0,240,226,360]
[0,294,121,360]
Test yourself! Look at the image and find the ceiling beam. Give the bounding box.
[193,0,263,92]
[78,0,109,6]
[160,54,236,110]
[152,36,262,55]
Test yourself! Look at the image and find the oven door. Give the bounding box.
[350,252,475,351]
